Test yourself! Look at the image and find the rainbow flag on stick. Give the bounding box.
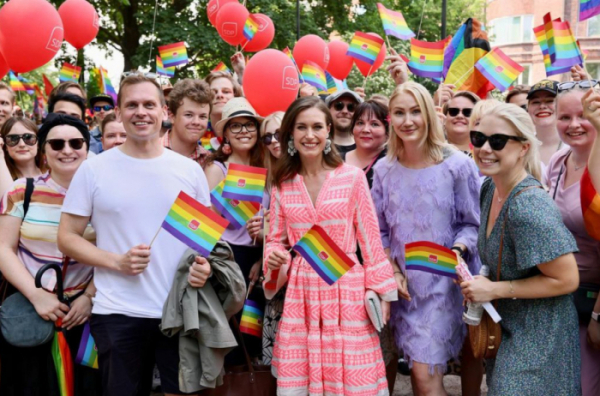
[156,56,175,77]
[239,300,263,337]
[161,191,229,257]
[8,71,25,91]
[212,61,231,73]
[543,13,583,68]
[158,42,189,68]
[59,63,81,83]
[581,168,600,241]
[407,38,446,79]
[211,181,261,229]
[302,61,328,93]
[580,0,600,21]
[475,48,524,92]
[75,323,98,369]
[293,225,356,285]
[221,163,267,203]
[283,47,294,60]
[99,67,118,104]
[377,3,415,40]
[534,24,573,77]
[17,75,35,95]
[346,31,385,65]
[243,15,259,42]
[405,241,458,279]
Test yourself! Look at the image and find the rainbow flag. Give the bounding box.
[43,74,55,97]
[407,38,445,79]
[59,63,81,83]
[534,24,573,77]
[9,71,25,91]
[346,31,385,65]
[52,324,75,396]
[580,0,600,21]
[239,300,263,337]
[543,13,583,68]
[99,67,118,104]
[293,225,356,285]
[377,3,415,40]
[283,46,294,60]
[17,75,35,95]
[211,181,261,229]
[405,241,458,279]
[475,48,524,92]
[212,61,230,73]
[158,42,189,68]
[582,168,600,241]
[161,191,230,257]
[221,163,267,203]
[156,56,175,77]
[324,71,338,94]
[302,61,327,93]
[75,323,98,369]
[243,15,259,42]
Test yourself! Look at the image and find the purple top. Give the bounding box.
[371,148,481,371]
[547,147,600,285]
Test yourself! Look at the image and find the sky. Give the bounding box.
[60,42,124,88]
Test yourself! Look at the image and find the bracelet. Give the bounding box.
[508,281,517,300]
[451,246,465,258]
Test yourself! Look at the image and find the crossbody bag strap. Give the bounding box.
[231,316,255,373]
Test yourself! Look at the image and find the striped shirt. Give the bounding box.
[0,173,95,297]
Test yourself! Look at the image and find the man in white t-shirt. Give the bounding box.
[58,74,210,396]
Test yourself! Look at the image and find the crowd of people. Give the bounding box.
[0,50,598,396]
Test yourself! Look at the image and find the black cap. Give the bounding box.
[527,79,559,100]
[38,113,91,152]
[89,93,115,109]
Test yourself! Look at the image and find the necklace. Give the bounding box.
[574,163,586,171]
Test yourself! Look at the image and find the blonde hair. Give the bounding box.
[204,71,243,97]
[480,103,542,181]
[260,111,284,181]
[470,99,502,130]
[387,81,447,163]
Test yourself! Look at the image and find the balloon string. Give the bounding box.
[147,0,159,64]
[416,0,428,40]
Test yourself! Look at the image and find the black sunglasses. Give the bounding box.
[447,107,472,118]
[557,80,599,92]
[520,104,527,111]
[5,133,38,147]
[261,130,279,145]
[470,131,527,151]
[45,138,86,151]
[93,105,114,113]
[333,101,355,113]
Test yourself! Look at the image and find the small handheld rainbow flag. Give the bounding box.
[17,75,35,95]
[377,3,415,40]
[211,181,261,229]
[293,225,356,285]
[99,67,118,104]
[158,42,189,68]
[239,300,263,337]
[346,31,385,65]
[156,56,175,77]
[534,25,573,77]
[543,13,583,68]
[8,71,25,92]
[59,63,81,83]
[283,46,294,60]
[324,71,338,94]
[161,191,230,257]
[407,38,445,79]
[221,163,267,203]
[75,323,98,369]
[212,61,231,73]
[582,168,600,241]
[475,48,524,92]
[243,15,259,42]
[404,241,458,279]
[302,61,327,93]
[580,0,600,21]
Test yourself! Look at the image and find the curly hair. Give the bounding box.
[168,78,214,116]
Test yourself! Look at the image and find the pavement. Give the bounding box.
[392,373,488,395]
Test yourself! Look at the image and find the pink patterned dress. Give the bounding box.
[264,164,397,396]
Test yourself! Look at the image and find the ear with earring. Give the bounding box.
[324,138,332,154]
[221,138,232,155]
[287,136,297,156]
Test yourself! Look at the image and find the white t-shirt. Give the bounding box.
[62,147,210,318]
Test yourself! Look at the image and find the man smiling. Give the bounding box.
[325,89,363,159]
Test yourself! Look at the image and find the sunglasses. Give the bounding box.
[470,131,527,151]
[45,138,86,151]
[261,130,279,145]
[557,80,599,92]
[333,101,355,113]
[5,133,38,147]
[93,105,114,113]
[122,71,158,79]
[447,107,472,118]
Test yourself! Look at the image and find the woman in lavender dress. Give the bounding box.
[371,82,481,395]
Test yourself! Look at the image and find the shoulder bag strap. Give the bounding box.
[22,177,34,219]
[231,316,255,373]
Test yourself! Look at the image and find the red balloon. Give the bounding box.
[216,3,249,46]
[243,49,299,116]
[207,0,236,26]
[239,14,275,53]
[0,0,64,73]
[0,52,8,80]
[59,0,99,50]
[326,41,354,80]
[354,33,387,77]
[293,34,329,72]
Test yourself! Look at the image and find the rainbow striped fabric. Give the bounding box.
[582,168,600,241]
[211,180,261,229]
[212,61,231,73]
[161,191,229,257]
[377,3,415,40]
[52,322,75,396]
[534,24,573,77]
[475,48,524,92]
[543,13,583,69]
[302,61,328,93]
[407,38,445,79]
[8,71,25,91]
[580,0,600,21]
[283,46,294,60]
[158,42,189,68]
[346,31,385,65]
[243,15,259,42]
[239,300,263,337]
[59,63,81,83]
[99,67,118,104]
[75,323,98,369]
[293,225,356,285]
[156,56,175,77]
[17,75,35,95]
[222,163,267,203]
[405,241,458,279]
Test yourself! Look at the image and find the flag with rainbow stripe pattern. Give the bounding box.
[75,323,98,369]
[346,31,385,65]
[221,163,267,203]
[582,168,600,241]
[59,63,81,83]
[210,181,261,229]
[377,3,415,40]
[475,48,524,92]
[407,38,446,79]
[580,0,600,21]
[156,56,175,77]
[158,42,189,68]
[239,300,263,337]
[301,61,327,93]
[405,241,458,279]
[243,15,259,42]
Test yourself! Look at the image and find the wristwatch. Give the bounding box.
[451,246,465,258]
[592,312,599,322]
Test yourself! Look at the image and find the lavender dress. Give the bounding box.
[371,148,481,373]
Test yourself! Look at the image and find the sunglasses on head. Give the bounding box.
[557,80,599,92]
[333,101,355,113]
[122,71,158,79]
[93,105,114,113]
[5,133,37,147]
[261,129,280,145]
[447,107,472,118]
[470,131,527,151]
[45,138,85,151]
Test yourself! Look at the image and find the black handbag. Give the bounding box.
[573,283,600,324]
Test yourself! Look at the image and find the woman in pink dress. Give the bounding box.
[264,96,397,396]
